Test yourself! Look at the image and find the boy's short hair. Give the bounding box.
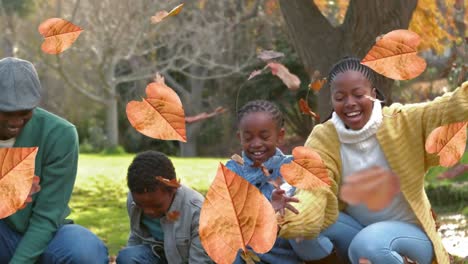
[127,150,176,193]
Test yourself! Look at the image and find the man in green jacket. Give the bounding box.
[0,57,108,263]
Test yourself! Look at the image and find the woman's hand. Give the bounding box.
[339,166,400,211]
[271,188,299,216]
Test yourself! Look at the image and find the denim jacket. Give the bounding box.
[225,148,295,200]
[126,185,213,263]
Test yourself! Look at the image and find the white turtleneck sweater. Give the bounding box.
[331,102,418,226]
[0,138,16,148]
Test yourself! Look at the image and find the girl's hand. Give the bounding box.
[339,166,400,211]
[19,176,40,210]
[271,188,299,216]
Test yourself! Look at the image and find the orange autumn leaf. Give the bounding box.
[361,29,427,80]
[38,18,83,54]
[308,79,326,92]
[199,164,277,264]
[0,147,38,218]
[155,176,181,188]
[151,3,184,24]
[267,62,301,91]
[339,166,400,211]
[166,211,181,222]
[298,99,320,121]
[231,154,245,166]
[126,73,186,142]
[280,146,330,190]
[425,122,467,167]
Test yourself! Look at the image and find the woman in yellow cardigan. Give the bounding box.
[305,57,467,264]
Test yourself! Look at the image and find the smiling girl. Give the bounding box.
[306,57,468,264]
[226,100,340,264]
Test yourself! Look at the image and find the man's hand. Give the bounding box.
[19,176,40,210]
[271,188,299,216]
[339,166,400,211]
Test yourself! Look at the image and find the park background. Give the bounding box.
[1,0,466,261]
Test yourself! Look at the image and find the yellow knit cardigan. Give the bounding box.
[305,81,468,264]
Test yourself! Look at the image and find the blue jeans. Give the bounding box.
[117,244,166,264]
[0,220,109,264]
[324,213,434,264]
[233,221,337,264]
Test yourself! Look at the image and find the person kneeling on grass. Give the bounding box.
[117,150,214,264]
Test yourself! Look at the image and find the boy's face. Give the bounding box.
[0,109,33,140]
[331,70,376,130]
[132,188,176,219]
[237,111,285,164]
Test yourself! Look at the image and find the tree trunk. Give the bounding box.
[180,122,201,157]
[106,95,119,147]
[279,0,417,120]
[179,66,206,157]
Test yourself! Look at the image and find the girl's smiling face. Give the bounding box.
[331,70,376,130]
[237,111,285,164]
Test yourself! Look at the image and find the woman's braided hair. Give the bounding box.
[127,150,176,193]
[328,57,376,87]
[327,56,386,101]
[237,100,284,128]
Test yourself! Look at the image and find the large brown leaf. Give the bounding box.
[425,122,467,167]
[38,18,83,54]
[199,164,277,264]
[361,29,427,80]
[280,146,331,190]
[0,147,38,218]
[126,74,186,142]
[267,62,301,91]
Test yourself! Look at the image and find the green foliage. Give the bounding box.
[100,145,127,155]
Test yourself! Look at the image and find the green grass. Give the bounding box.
[69,154,225,256]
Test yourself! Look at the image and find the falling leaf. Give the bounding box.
[308,79,326,92]
[185,107,227,123]
[0,147,38,218]
[425,122,467,167]
[280,146,331,190]
[231,154,245,165]
[252,161,271,177]
[166,211,180,222]
[126,73,186,142]
[361,29,427,80]
[248,69,263,80]
[38,18,83,54]
[257,50,284,62]
[199,164,277,264]
[277,187,337,239]
[364,95,385,104]
[298,99,320,121]
[339,166,400,211]
[267,62,301,91]
[155,176,181,188]
[438,164,468,179]
[150,3,184,24]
